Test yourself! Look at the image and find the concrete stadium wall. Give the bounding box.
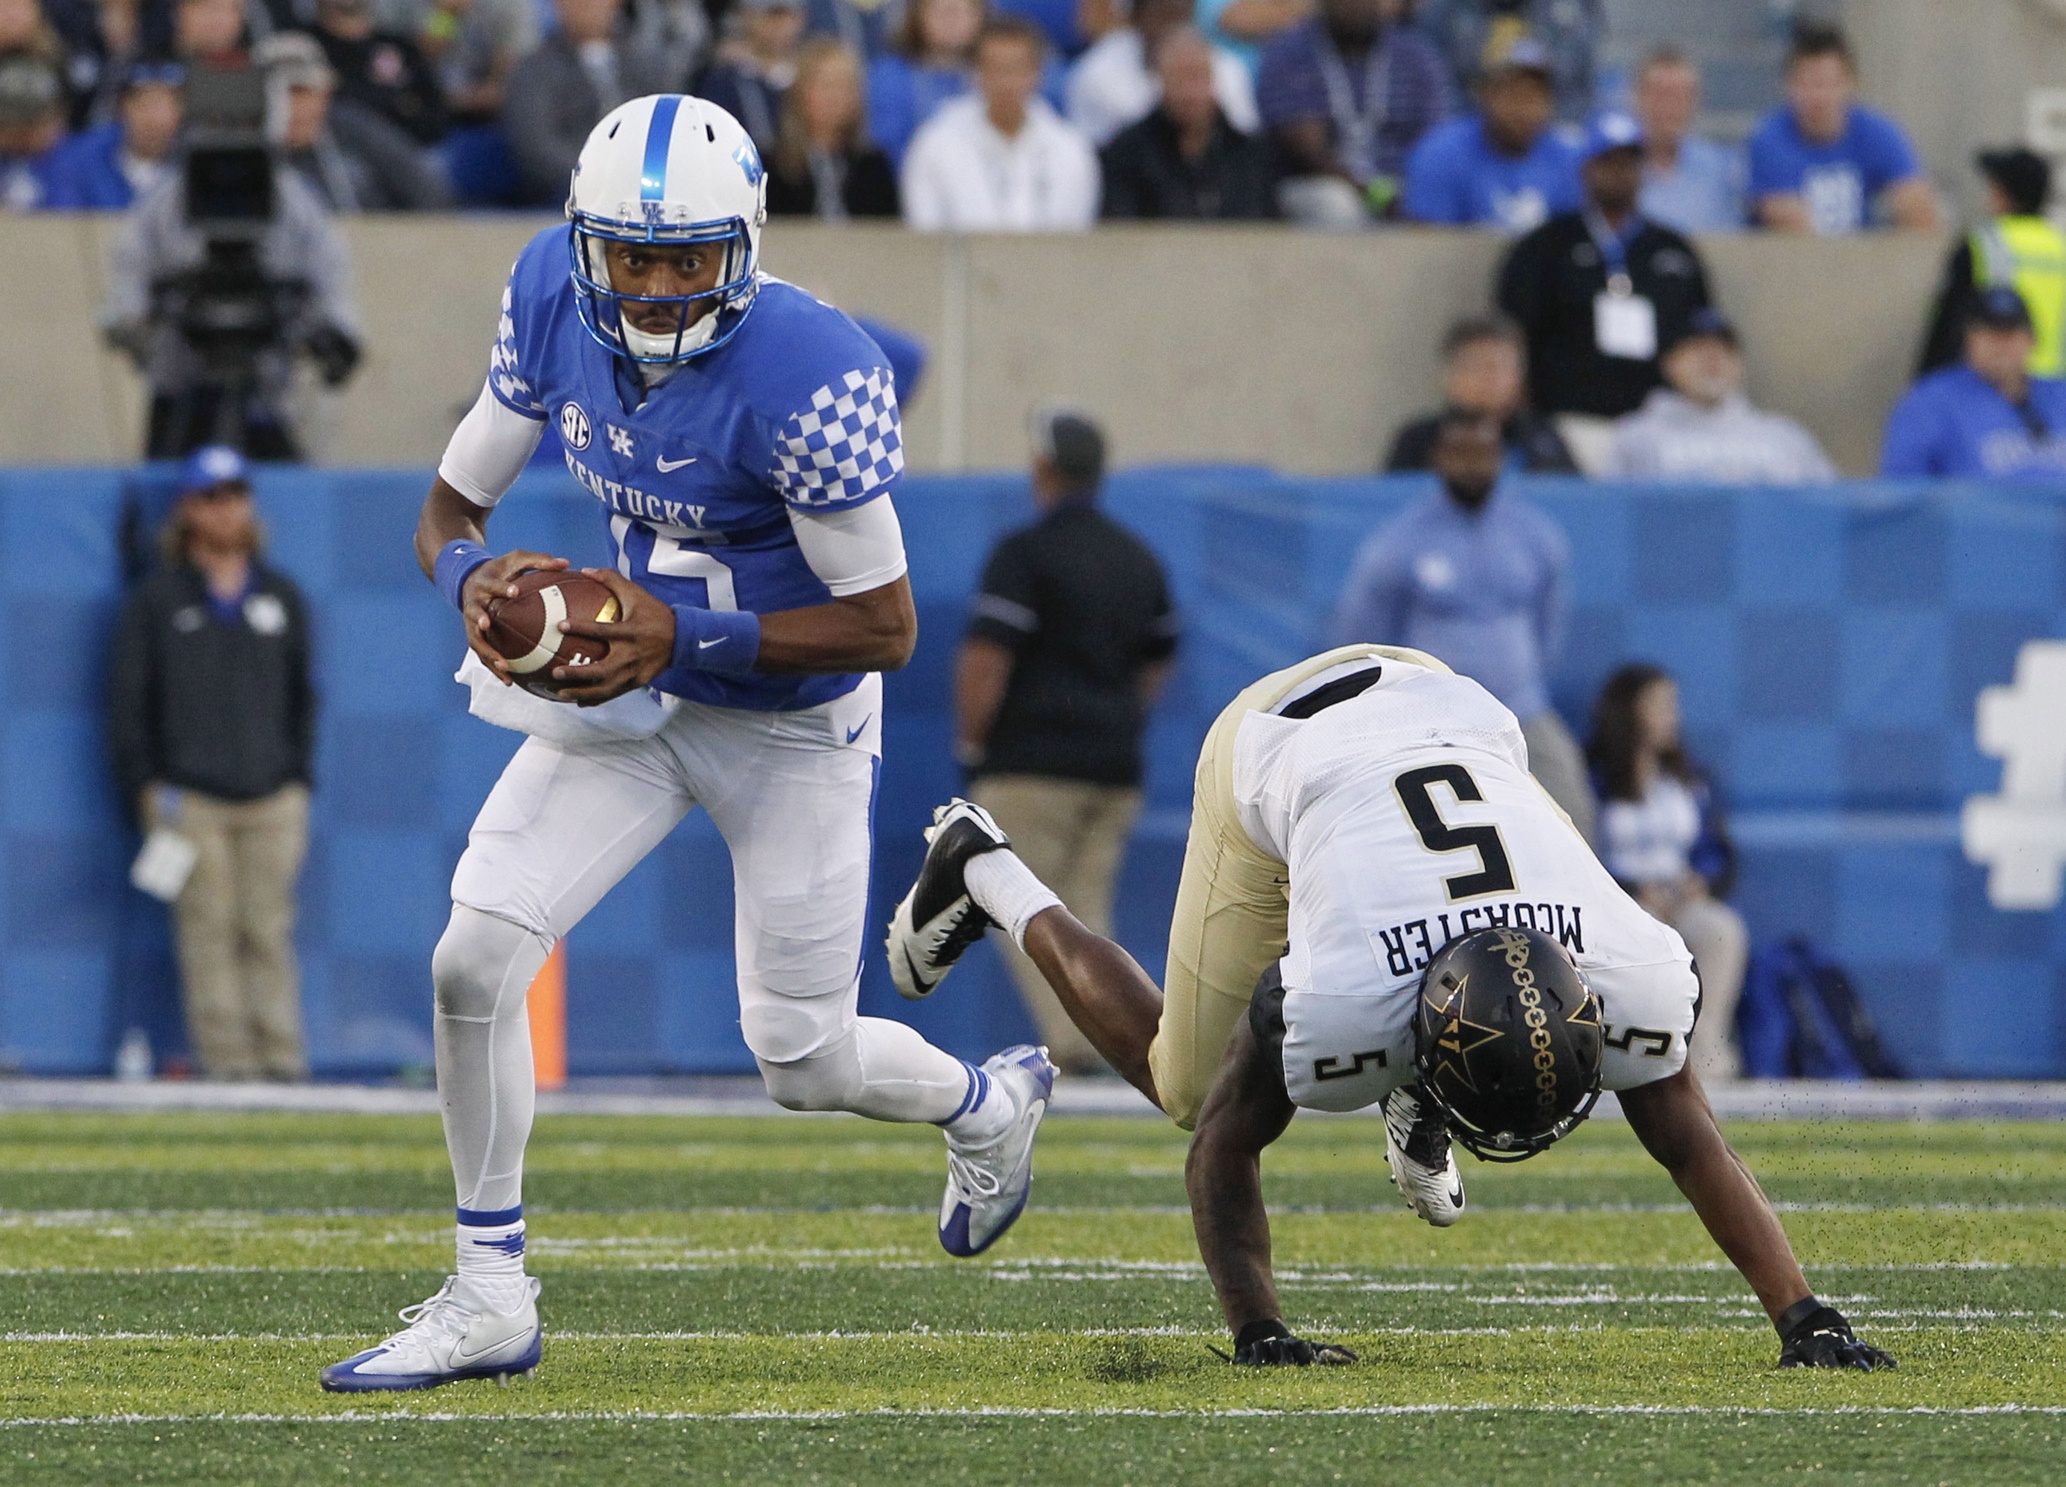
[0,216,1946,477]
[2,466,2061,1081]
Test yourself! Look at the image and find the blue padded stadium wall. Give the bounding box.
[2,467,2063,1079]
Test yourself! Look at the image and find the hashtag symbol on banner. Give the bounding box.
[1962,640,2066,910]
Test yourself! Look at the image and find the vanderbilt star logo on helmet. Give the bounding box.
[1413,928,1604,1163]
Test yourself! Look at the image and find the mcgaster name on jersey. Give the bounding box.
[1378,901,1586,978]
[565,452,720,541]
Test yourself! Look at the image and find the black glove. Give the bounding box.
[303,323,363,387]
[1216,1319,1358,1367]
[1776,1299,1896,1371]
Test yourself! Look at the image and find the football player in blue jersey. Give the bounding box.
[321,94,1054,1393]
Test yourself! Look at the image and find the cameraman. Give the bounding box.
[100,64,363,460]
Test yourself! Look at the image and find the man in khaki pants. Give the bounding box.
[956,410,1178,1073]
[110,447,317,1081]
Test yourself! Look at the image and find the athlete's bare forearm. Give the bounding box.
[1186,1017,1297,1333]
[753,575,917,674]
[416,477,495,577]
[1019,906,1163,1099]
[1618,1069,1811,1321]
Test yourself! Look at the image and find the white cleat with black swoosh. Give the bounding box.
[1384,1083,1466,1227]
[886,799,1012,1000]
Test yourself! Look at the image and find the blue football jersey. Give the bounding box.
[488,224,903,711]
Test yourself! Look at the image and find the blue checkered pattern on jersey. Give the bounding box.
[770,369,903,508]
[489,282,544,417]
[1,467,2062,1079]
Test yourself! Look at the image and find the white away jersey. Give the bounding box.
[1231,659,1700,1113]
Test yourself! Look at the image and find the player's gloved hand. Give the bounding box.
[460,551,572,683]
[1776,1299,1896,1371]
[552,567,677,707]
[1214,1319,1358,1367]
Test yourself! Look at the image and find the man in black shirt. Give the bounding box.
[1386,315,1578,473]
[1101,28,1276,221]
[1496,109,1711,430]
[109,447,317,1081]
[314,0,448,145]
[957,409,1179,1074]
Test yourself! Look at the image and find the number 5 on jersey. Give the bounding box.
[1395,764,1516,901]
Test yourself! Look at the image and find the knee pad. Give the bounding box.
[755,1030,865,1113]
[432,904,552,1023]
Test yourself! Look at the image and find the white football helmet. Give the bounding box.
[566,94,768,365]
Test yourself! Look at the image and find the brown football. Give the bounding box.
[483,570,618,698]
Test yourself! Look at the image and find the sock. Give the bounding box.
[964,850,1063,950]
[941,1060,1016,1143]
[455,1206,530,1313]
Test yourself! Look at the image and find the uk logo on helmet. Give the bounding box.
[734,136,764,187]
[559,402,592,451]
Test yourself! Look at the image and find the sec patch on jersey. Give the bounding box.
[484,570,617,698]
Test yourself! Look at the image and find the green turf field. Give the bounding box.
[2,1108,2063,1484]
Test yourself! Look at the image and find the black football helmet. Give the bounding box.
[1412,927,1604,1162]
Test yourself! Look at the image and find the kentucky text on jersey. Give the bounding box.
[1377,900,1587,978]
[491,223,903,711]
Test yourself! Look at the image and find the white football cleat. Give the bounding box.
[320,1275,542,1392]
[938,1044,1056,1257]
[1383,1083,1466,1228]
[887,799,1013,1000]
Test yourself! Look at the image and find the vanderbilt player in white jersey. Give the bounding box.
[890,645,1895,1371]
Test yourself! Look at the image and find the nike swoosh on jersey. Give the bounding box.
[656,455,697,472]
[846,717,869,743]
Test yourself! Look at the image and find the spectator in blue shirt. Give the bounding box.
[1402,38,1581,232]
[0,51,65,212]
[1747,24,1937,235]
[1416,0,1601,124]
[1633,46,1742,235]
[870,0,984,168]
[41,60,183,211]
[1881,286,2066,479]
[1331,409,1595,841]
[1254,0,1448,225]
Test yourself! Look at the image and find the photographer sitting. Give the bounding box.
[100,63,363,459]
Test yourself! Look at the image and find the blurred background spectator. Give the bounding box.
[1919,148,2065,381]
[1588,662,1744,1084]
[174,0,248,68]
[40,58,182,210]
[0,50,66,209]
[1417,0,1598,123]
[868,0,984,168]
[262,32,452,210]
[698,0,805,155]
[1607,309,1835,484]
[957,408,1178,1076]
[805,0,895,68]
[1386,314,1575,474]
[1632,45,1741,236]
[1496,109,1711,466]
[42,0,170,128]
[501,0,678,206]
[405,0,541,125]
[1401,37,1573,231]
[902,15,1097,231]
[109,446,316,1083]
[1098,24,1271,220]
[1747,24,1936,237]
[1066,0,1252,150]
[1331,409,1595,841]
[1257,0,1446,227]
[765,37,898,218]
[1194,0,1298,75]
[314,0,447,146]
[0,0,68,107]
[1881,286,2066,480]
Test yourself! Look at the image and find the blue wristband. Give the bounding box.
[669,605,762,675]
[434,540,492,611]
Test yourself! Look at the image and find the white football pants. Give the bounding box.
[433,675,973,1214]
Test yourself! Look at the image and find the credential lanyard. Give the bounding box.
[1583,207,1641,296]
[1315,30,1396,184]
